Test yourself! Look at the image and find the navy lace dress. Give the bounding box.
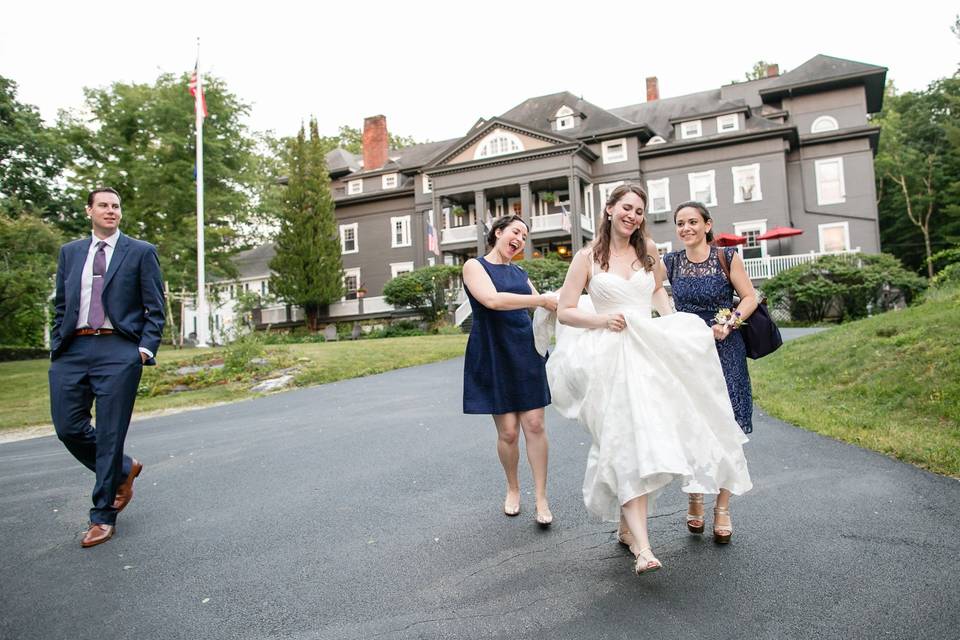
[463,257,551,415]
[664,247,753,434]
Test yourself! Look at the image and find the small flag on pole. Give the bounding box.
[189,62,208,119]
[427,222,440,256]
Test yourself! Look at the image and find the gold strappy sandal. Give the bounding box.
[634,547,662,575]
[713,505,732,544]
[687,493,705,534]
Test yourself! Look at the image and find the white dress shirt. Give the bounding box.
[76,230,153,359]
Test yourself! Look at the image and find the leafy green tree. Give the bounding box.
[0,76,73,222]
[0,214,64,345]
[874,25,960,277]
[745,60,777,81]
[329,125,421,155]
[269,119,343,331]
[59,72,262,290]
[382,264,462,321]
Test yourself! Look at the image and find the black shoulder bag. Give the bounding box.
[717,248,783,359]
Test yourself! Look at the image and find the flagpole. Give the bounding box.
[194,37,209,347]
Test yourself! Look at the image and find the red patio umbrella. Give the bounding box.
[713,233,747,247]
[757,226,803,253]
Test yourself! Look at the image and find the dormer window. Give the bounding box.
[382,173,398,190]
[681,120,702,139]
[646,136,667,145]
[348,179,363,195]
[555,105,575,131]
[717,114,739,132]
[811,115,839,133]
[474,130,524,159]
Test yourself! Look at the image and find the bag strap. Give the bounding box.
[716,246,731,281]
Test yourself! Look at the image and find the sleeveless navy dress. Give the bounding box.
[463,257,551,415]
[664,247,753,434]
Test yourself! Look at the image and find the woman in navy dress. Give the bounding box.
[462,215,557,525]
[663,201,758,544]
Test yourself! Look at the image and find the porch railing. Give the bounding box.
[531,213,564,232]
[442,224,478,244]
[742,248,861,280]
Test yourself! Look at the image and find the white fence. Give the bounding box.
[742,248,861,280]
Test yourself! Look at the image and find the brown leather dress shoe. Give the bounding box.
[81,523,115,548]
[112,459,143,512]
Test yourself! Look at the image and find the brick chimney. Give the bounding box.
[646,77,659,102]
[362,115,388,171]
[766,64,780,78]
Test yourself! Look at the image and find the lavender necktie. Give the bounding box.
[88,241,107,329]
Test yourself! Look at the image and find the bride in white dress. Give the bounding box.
[547,184,752,575]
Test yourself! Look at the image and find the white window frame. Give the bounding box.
[597,181,625,212]
[731,164,763,204]
[601,138,628,164]
[815,157,846,205]
[583,184,594,219]
[646,177,671,213]
[348,179,363,195]
[717,114,739,132]
[818,221,851,253]
[646,135,667,145]
[382,173,398,190]
[555,105,575,131]
[733,219,768,259]
[474,130,524,159]
[390,261,415,279]
[687,170,717,206]
[390,215,411,248]
[655,241,673,256]
[342,267,361,301]
[811,115,839,133]
[680,120,702,139]
[422,174,432,194]
[339,223,359,254]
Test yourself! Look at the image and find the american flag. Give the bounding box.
[189,63,208,119]
[427,222,440,256]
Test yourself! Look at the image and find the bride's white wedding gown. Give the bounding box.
[544,266,752,522]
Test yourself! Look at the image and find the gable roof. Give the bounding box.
[424,116,581,169]
[211,243,276,282]
[759,54,887,112]
[499,91,637,139]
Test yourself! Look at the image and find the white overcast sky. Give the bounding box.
[2,1,957,143]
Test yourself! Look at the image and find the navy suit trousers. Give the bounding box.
[48,334,142,525]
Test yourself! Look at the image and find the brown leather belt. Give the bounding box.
[75,328,114,336]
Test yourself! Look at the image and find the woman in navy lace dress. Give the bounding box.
[462,215,557,525]
[663,201,758,544]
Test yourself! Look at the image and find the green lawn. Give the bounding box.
[0,334,467,432]
[750,286,960,477]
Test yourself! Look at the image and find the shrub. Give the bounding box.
[517,254,570,292]
[383,265,462,321]
[763,253,927,322]
[222,333,268,374]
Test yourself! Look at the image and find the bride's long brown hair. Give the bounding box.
[593,183,654,272]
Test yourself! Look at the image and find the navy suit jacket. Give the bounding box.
[50,232,165,364]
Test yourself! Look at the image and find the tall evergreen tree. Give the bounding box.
[269,118,343,330]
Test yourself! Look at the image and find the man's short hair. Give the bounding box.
[87,187,122,207]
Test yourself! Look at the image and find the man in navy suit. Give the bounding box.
[49,187,165,548]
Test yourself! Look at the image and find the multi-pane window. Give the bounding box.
[391,215,411,248]
[348,179,363,195]
[602,138,627,164]
[382,173,398,189]
[475,131,523,159]
[732,164,762,203]
[343,268,360,300]
[646,178,670,213]
[555,105,575,131]
[422,174,433,193]
[815,158,845,205]
[687,170,717,206]
[598,181,625,209]
[655,241,672,256]
[717,114,739,132]
[340,223,358,254]
[390,262,414,279]
[681,120,702,139]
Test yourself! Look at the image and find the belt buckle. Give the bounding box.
[93,329,103,336]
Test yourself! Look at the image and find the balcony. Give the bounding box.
[442,224,478,244]
[531,213,564,232]
[743,249,862,280]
